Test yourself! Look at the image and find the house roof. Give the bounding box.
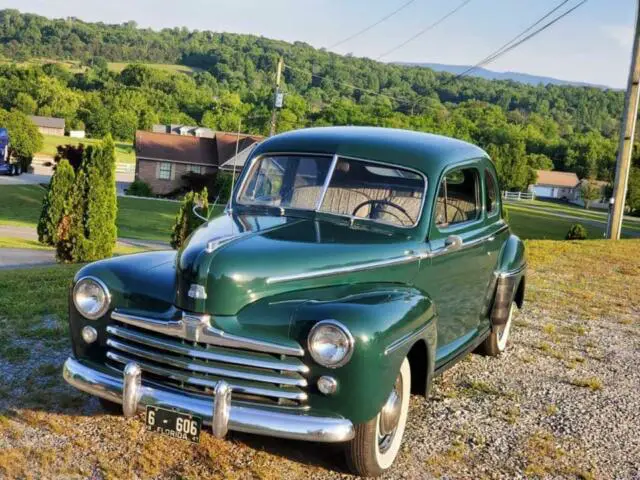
[135,131,264,167]
[135,131,218,166]
[29,115,65,129]
[535,170,580,188]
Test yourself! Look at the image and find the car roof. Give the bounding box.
[252,126,489,175]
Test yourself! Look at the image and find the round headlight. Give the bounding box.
[73,277,110,320]
[308,320,354,368]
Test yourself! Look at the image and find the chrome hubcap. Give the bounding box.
[378,374,403,452]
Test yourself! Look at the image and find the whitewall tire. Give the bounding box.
[345,358,411,477]
[478,302,515,356]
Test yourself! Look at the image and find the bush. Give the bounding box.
[126,179,154,197]
[37,159,75,245]
[55,136,118,262]
[502,206,510,224]
[213,172,234,204]
[170,188,209,250]
[566,224,588,240]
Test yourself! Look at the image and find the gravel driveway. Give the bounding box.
[0,240,638,479]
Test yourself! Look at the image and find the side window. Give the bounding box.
[435,167,480,227]
[485,170,499,216]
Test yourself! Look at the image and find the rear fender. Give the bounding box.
[490,234,526,328]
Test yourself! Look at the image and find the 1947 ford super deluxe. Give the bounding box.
[63,127,526,477]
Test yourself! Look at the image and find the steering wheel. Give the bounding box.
[352,199,413,225]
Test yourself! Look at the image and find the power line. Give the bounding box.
[455,0,587,80]
[376,0,474,60]
[328,0,417,50]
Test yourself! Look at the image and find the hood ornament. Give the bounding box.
[206,234,236,253]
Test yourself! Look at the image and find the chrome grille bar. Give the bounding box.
[107,351,308,401]
[111,310,304,357]
[106,338,307,387]
[107,325,309,374]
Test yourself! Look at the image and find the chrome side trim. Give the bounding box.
[497,262,527,279]
[106,325,309,374]
[429,224,509,258]
[111,310,304,357]
[266,253,420,284]
[384,323,430,356]
[107,351,308,401]
[106,338,307,387]
[64,358,354,442]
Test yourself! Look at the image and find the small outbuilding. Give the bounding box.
[529,170,580,200]
[29,115,66,136]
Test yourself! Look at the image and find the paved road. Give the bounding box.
[0,162,133,195]
[0,248,56,269]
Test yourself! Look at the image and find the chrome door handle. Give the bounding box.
[444,235,463,250]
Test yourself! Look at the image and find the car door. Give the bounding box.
[422,162,495,366]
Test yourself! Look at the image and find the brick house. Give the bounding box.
[134,131,263,195]
[29,115,65,136]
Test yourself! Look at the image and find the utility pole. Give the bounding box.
[607,0,640,240]
[269,57,284,137]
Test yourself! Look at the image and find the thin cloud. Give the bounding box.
[601,24,634,48]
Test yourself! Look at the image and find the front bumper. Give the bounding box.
[63,357,354,443]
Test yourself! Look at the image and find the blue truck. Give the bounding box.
[0,128,22,175]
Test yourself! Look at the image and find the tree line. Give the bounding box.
[0,8,638,212]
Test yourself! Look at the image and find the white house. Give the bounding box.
[529,170,580,200]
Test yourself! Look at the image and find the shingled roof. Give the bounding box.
[29,115,65,129]
[135,131,218,166]
[135,131,264,167]
[535,170,580,188]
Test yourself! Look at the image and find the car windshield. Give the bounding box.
[237,155,426,227]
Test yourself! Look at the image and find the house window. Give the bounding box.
[158,162,172,180]
[435,168,480,227]
[187,164,203,175]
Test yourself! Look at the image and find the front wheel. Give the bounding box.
[345,358,411,477]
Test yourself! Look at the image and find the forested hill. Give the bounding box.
[0,9,638,201]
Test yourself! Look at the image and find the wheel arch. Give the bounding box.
[406,337,435,397]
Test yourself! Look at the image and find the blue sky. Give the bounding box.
[1,0,636,87]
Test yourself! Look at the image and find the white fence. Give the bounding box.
[503,191,535,201]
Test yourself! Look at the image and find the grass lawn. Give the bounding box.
[0,185,226,243]
[107,62,202,75]
[507,199,640,229]
[37,134,136,164]
[0,185,181,242]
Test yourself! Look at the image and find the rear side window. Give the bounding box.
[435,168,480,227]
[485,171,499,215]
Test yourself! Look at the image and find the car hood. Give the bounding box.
[174,211,422,315]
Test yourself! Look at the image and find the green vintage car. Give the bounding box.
[63,127,526,477]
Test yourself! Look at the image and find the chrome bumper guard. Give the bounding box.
[63,357,354,443]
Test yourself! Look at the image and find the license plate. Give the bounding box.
[145,406,202,443]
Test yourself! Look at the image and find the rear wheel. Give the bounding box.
[345,358,411,477]
[478,302,514,356]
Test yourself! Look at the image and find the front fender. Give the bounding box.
[289,283,435,424]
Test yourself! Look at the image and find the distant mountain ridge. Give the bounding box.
[396,62,612,89]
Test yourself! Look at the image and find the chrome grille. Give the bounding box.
[105,310,309,406]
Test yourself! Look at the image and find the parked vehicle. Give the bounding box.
[63,127,526,477]
[0,127,22,175]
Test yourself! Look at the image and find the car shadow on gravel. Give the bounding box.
[227,430,352,474]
